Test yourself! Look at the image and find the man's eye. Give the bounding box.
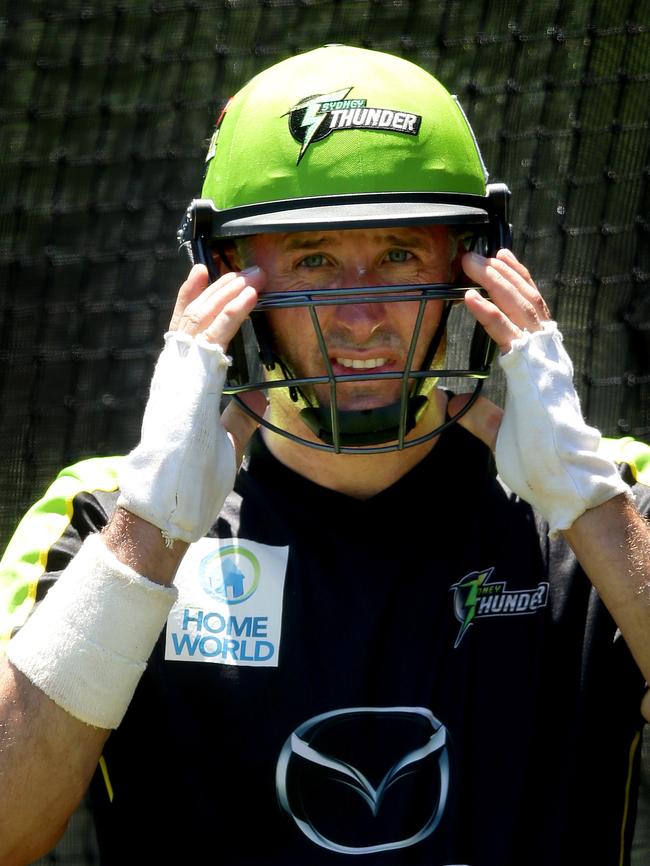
[299,253,327,268]
[385,248,413,263]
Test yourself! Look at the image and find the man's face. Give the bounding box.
[243,225,455,414]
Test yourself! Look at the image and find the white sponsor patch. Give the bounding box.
[165,537,289,667]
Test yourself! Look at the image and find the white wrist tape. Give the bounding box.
[496,321,629,534]
[6,533,177,729]
[117,331,237,544]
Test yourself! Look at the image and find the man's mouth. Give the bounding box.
[334,357,388,370]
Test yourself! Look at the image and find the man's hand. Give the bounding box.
[448,247,544,448]
[448,247,549,450]
[169,264,267,465]
[169,263,262,346]
[449,248,628,534]
[116,264,266,546]
[461,247,551,353]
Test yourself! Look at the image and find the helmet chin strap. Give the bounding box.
[299,396,430,447]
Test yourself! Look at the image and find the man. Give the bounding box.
[0,44,649,866]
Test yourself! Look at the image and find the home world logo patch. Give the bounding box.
[450,568,549,648]
[165,538,289,667]
[286,87,422,163]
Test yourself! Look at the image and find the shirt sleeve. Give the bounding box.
[0,456,122,646]
[600,435,650,495]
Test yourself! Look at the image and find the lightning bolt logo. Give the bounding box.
[450,568,493,648]
[286,88,352,162]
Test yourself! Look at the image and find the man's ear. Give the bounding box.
[214,240,245,275]
[450,232,470,286]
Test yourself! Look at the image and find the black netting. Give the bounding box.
[1,2,648,864]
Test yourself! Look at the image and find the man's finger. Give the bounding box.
[495,248,536,290]
[168,264,211,331]
[461,250,548,350]
[169,266,266,342]
[448,393,503,452]
[463,288,521,354]
[202,283,259,347]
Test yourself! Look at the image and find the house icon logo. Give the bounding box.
[198,544,261,604]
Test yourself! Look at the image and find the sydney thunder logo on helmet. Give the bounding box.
[286,87,422,163]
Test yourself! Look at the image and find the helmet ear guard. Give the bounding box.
[468,181,511,374]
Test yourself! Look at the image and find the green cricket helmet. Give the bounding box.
[177,44,511,453]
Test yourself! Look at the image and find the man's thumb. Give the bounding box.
[222,392,268,466]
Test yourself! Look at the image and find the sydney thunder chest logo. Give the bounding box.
[450,568,550,648]
[286,87,422,163]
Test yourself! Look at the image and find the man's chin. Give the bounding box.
[314,385,404,413]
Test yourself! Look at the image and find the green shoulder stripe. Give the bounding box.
[600,437,650,487]
[0,456,122,645]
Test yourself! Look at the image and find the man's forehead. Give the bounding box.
[254,224,450,251]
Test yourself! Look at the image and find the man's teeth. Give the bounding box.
[336,357,387,369]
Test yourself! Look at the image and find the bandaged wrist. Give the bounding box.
[117,331,237,544]
[6,533,177,729]
[496,321,629,534]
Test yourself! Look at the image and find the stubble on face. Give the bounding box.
[249,226,456,412]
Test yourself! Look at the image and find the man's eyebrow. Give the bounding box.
[280,230,435,251]
[381,232,431,249]
[281,235,329,251]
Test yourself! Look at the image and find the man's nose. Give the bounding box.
[330,270,387,339]
[331,298,386,335]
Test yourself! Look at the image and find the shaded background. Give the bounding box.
[0,1,648,863]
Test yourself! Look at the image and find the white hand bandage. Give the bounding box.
[117,331,236,544]
[6,533,177,729]
[496,321,629,534]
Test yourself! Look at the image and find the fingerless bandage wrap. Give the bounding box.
[117,331,236,544]
[6,533,177,729]
[496,321,629,534]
